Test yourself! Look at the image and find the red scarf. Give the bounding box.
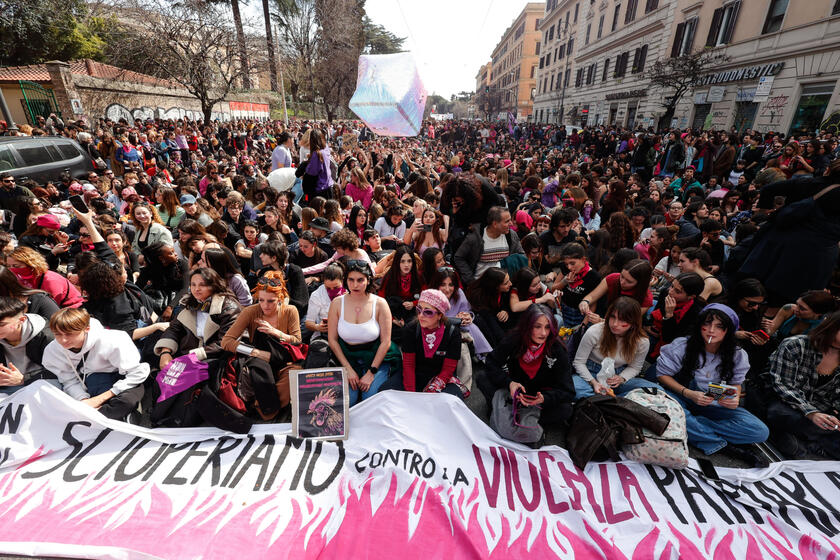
[567,263,592,289]
[519,343,545,379]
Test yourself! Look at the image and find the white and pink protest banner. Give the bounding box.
[1,383,839,559]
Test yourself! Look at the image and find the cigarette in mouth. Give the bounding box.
[708,336,713,344]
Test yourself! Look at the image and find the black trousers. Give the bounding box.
[99,385,145,420]
[766,400,840,459]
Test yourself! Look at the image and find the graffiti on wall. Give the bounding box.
[104,103,229,123]
[820,111,840,135]
[758,95,789,122]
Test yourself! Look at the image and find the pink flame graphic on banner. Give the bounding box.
[1,465,839,560]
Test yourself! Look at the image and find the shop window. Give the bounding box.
[789,82,835,136]
[733,102,758,133]
[762,0,788,34]
[692,104,712,130]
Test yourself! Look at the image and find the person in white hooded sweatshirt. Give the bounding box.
[42,307,148,419]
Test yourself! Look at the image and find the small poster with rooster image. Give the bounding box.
[291,367,349,440]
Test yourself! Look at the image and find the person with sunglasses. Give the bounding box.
[326,260,398,406]
[383,289,467,398]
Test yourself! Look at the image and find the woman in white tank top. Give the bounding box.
[327,261,394,406]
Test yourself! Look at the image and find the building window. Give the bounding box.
[585,23,591,44]
[706,1,742,47]
[612,4,621,31]
[550,74,555,90]
[789,82,835,136]
[559,44,565,59]
[834,0,840,15]
[567,37,574,54]
[614,51,629,78]
[565,68,571,87]
[536,42,541,55]
[575,68,584,87]
[603,58,610,81]
[645,0,658,12]
[549,25,555,41]
[565,11,570,27]
[671,17,698,57]
[556,73,562,89]
[531,65,536,78]
[574,3,579,21]
[762,0,788,34]
[535,18,542,31]
[625,0,638,23]
[597,14,605,38]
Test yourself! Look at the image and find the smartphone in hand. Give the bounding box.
[69,195,89,214]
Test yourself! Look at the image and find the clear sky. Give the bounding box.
[362,0,533,98]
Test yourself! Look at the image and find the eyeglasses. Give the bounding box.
[416,307,438,318]
[2,179,14,183]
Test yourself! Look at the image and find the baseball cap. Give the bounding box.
[180,194,197,205]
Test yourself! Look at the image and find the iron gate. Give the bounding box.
[18,80,61,125]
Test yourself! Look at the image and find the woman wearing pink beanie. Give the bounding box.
[382,289,469,398]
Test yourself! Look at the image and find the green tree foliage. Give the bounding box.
[0,0,109,66]
[362,16,405,54]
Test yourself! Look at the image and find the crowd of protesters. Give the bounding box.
[0,112,838,464]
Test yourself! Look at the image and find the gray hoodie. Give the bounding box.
[0,314,50,384]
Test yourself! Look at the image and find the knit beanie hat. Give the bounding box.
[418,289,450,315]
[700,303,739,331]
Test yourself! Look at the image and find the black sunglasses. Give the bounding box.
[257,276,284,287]
[345,259,369,271]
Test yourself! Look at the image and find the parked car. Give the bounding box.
[0,136,97,184]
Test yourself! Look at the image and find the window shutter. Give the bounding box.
[706,8,724,47]
[638,45,648,73]
[632,48,641,73]
[671,22,686,57]
[722,1,741,44]
[603,58,610,81]
[683,18,697,55]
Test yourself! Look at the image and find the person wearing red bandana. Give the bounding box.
[649,272,706,358]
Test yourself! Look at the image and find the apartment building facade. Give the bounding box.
[558,0,678,128]
[531,0,581,125]
[668,0,840,135]
[487,2,545,121]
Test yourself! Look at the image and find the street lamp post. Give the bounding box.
[0,88,18,132]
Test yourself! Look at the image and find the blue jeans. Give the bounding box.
[572,359,659,399]
[664,380,769,455]
[0,378,61,395]
[348,364,390,406]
